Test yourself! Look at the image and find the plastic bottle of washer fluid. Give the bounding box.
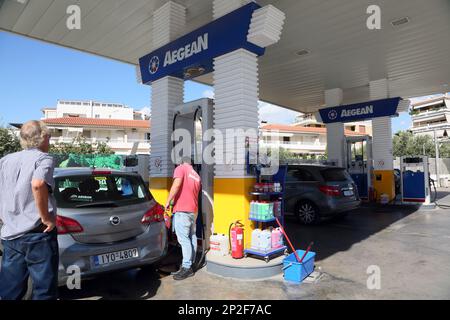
[271,228,284,249]
[250,201,256,219]
[256,201,267,220]
[273,201,282,217]
[268,202,274,219]
[260,202,274,220]
[251,229,261,249]
[251,201,264,220]
[259,229,272,251]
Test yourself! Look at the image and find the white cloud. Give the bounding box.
[258,101,301,124]
[409,93,444,104]
[139,107,151,119]
[197,94,300,124]
[202,90,215,99]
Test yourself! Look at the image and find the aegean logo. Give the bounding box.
[341,105,374,118]
[163,33,209,67]
[149,56,160,74]
[328,110,338,120]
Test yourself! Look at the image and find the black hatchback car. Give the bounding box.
[284,165,361,224]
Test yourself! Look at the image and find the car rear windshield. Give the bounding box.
[320,168,350,182]
[54,174,152,208]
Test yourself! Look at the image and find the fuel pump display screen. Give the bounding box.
[403,157,423,164]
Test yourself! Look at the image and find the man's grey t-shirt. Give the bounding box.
[0,148,57,240]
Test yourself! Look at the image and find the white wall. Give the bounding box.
[53,101,134,120]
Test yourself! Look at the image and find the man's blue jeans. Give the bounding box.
[173,212,197,269]
[0,230,59,300]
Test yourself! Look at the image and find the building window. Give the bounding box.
[95,114,100,118]
[146,133,151,141]
[359,125,366,134]
[283,137,290,143]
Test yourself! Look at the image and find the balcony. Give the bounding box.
[410,122,450,134]
[50,137,150,153]
[410,107,449,120]
[260,140,326,151]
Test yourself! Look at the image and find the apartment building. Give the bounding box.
[410,94,450,138]
[41,100,151,155]
[260,123,367,156]
[294,113,372,135]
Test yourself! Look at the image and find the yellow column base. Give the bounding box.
[150,177,172,205]
[372,170,395,202]
[214,177,256,249]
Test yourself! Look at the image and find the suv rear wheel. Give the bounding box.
[296,201,320,225]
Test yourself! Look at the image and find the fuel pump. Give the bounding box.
[400,156,431,205]
[344,136,373,200]
[172,98,214,269]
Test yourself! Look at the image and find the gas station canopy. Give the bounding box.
[1,0,449,112]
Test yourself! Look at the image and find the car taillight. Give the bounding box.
[319,185,341,197]
[56,215,84,235]
[141,204,165,224]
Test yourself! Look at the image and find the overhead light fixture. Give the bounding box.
[390,17,410,27]
[184,66,205,79]
[296,49,310,56]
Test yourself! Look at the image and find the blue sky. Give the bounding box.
[0,31,412,132]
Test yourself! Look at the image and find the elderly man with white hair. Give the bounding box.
[0,120,58,300]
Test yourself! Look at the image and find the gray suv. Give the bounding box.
[284,165,361,224]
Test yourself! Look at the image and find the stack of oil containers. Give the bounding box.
[251,227,284,252]
[209,234,229,256]
[249,201,282,220]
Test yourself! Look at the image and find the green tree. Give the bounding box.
[0,127,21,158]
[439,143,450,158]
[278,147,297,163]
[50,136,114,155]
[50,136,118,169]
[96,141,115,155]
[393,130,450,157]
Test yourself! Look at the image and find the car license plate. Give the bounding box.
[93,248,139,266]
[343,190,354,197]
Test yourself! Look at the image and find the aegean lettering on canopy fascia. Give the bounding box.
[163,34,209,67]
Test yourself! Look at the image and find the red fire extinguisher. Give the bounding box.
[229,221,244,259]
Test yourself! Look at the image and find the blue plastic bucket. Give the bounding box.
[282,250,316,283]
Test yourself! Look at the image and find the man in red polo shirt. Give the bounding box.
[165,157,201,280]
